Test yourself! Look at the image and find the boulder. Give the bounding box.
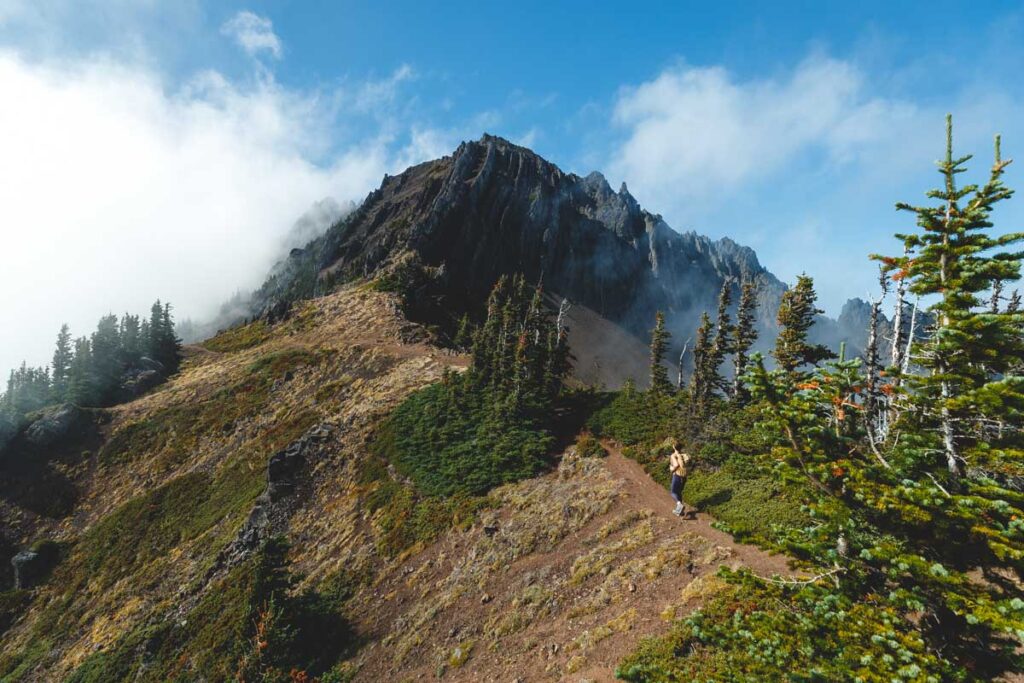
[118,368,164,401]
[24,404,82,448]
[11,541,60,589]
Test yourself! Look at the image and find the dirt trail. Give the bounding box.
[601,441,794,579]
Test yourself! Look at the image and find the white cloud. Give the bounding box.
[0,51,440,378]
[608,56,911,210]
[221,10,282,59]
[604,55,1024,314]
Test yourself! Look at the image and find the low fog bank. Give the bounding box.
[176,198,354,344]
[0,50,431,381]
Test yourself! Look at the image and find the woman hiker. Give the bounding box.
[668,442,693,517]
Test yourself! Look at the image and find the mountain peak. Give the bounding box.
[257,138,788,362]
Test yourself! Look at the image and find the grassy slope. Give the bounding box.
[0,286,456,680]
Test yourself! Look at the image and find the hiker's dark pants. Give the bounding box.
[670,474,686,504]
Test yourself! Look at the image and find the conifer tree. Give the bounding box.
[51,323,73,401]
[120,313,142,364]
[741,121,1024,680]
[91,313,122,400]
[453,314,473,352]
[731,280,759,399]
[706,281,733,394]
[688,311,714,407]
[883,116,1024,478]
[67,337,96,406]
[648,311,672,396]
[773,274,833,375]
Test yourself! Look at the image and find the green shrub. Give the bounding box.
[374,382,554,497]
[683,469,807,545]
[617,572,955,682]
[574,432,606,458]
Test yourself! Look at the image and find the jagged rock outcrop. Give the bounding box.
[254,134,787,354]
[246,134,898,382]
[219,422,336,567]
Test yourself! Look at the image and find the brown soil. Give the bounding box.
[345,443,794,682]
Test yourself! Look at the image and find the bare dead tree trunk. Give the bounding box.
[556,297,572,334]
[902,299,918,375]
[939,195,962,479]
[890,246,910,370]
[677,338,691,390]
[865,269,888,427]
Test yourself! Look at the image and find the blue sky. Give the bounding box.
[2,0,1024,376]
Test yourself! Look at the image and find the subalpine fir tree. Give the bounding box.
[453,314,473,352]
[773,274,832,375]
[741,120,1024,681]
[688,311,714,407]
[67,337,96,406]
[91,313,122,400]
[648,311,673,396]
[706,281,733,394]
[731,280,759,400]
[120,313,142,364]
[883,115,1024,478]
[51,323,73,401]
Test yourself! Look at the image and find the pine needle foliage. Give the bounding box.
[376,275,571,497]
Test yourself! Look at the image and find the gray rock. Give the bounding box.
[118,369,164,400]
[11,542,59,589]
[24,404,82,448]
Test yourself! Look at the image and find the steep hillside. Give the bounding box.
[0,284,791,681]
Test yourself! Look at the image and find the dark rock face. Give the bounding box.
[262,134,787,351]
[252,134,891,375]
[24,404,83,448]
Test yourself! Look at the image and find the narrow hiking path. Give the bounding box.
[601,440,795,579]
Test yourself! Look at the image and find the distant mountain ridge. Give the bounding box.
[249,134,883,382]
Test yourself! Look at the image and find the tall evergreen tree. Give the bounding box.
[773,274,833,375]
[882,116,1024,478]
[731,280,759,400]
[120,313,142,364]
[706,281,733,394]
[648,311,673,396]
[51,323,73,401]
[688,311,714,408]
[740,120,1024,681]
[91,313,122,400]
[67,337,96,406]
